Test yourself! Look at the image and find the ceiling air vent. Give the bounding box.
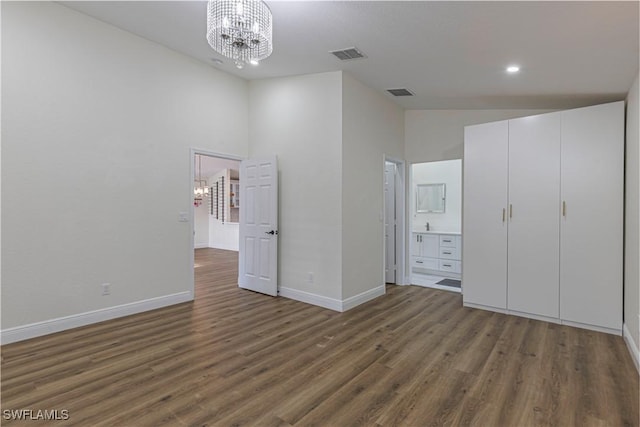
[387,88,414,97]
[330,47,367,61]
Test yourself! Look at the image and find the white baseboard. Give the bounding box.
[463,301,508,314]
[560,319,621,336]
[279,287,342,311]
[463,302,622,336]
[194,243,209,249]
[209,243,239,251]
[623,323,640,374]
[342,285,385,311]
[1,291,193,345]
[509,309,562,326]
[279,285,385,312]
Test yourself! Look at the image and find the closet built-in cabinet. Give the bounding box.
[462,101,624,334]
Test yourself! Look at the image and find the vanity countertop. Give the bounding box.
[412,230,461,236]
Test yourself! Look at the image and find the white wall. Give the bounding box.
[341,72,404,300]
[209,221,239,251]
[249,71,343,301]
[625,72,640,368]
[1,2,248,332]
[405,109,554,163]
[412,160,462,233]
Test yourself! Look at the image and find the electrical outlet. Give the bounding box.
[307,272,314,284]
[101,283,111,296]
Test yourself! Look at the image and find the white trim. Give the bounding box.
[464,302,622,336]
[559,320,621,336]
[463,302,508,314]
[0,291,193,345]
[342,285,386,311]
[623,323,640,374]
[210,243,239,251]
[279,285,386,312]
[194,243,209,249]
[508,309,562,325]
[279,287,342,312]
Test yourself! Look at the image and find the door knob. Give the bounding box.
[265,230,278,235]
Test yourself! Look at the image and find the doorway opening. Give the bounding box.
[409,159,462,292]
[384,156,406,286]
[190,149,243,299]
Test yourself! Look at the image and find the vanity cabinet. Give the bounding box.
[412,232,461,277]
[463,101,623,334]
[412,233,439,258]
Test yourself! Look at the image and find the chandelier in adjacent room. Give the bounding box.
[194,154,209,207]
[206,0,273,69]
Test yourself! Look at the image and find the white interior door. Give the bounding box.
[384,162,397,283]
[507,112,561,318]
[238,156,278,296]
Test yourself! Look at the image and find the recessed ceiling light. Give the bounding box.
[210,58,224,65]
[506,65,520,73]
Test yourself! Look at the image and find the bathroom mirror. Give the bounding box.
[416,183,446,213]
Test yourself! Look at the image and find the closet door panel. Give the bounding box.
[507,113,561,318]
[560,101,624,331]
[462,121,508,310]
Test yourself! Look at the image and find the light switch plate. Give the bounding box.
[179,212,189,222]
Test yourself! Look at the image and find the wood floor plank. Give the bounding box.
[1,248,637,426]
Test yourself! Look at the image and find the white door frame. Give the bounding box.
[189,148,244,299]
[383,155,406,286]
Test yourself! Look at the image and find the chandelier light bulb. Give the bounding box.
[236,1,243,15]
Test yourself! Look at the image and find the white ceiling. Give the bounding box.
[60,1,639,110]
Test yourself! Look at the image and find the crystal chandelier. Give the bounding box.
[194,154,209,207]
[206,0,273,69]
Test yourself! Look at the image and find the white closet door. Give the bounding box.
[462,120,508,310]
[507,113,561,318]
[560,101,624,331]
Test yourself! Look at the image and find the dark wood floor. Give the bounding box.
[2,248,638,426]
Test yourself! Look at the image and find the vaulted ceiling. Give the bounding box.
[61,1,639,110]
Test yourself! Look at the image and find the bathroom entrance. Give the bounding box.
[410,159,462,292]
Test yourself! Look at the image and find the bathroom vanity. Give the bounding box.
[411,231,462,288]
